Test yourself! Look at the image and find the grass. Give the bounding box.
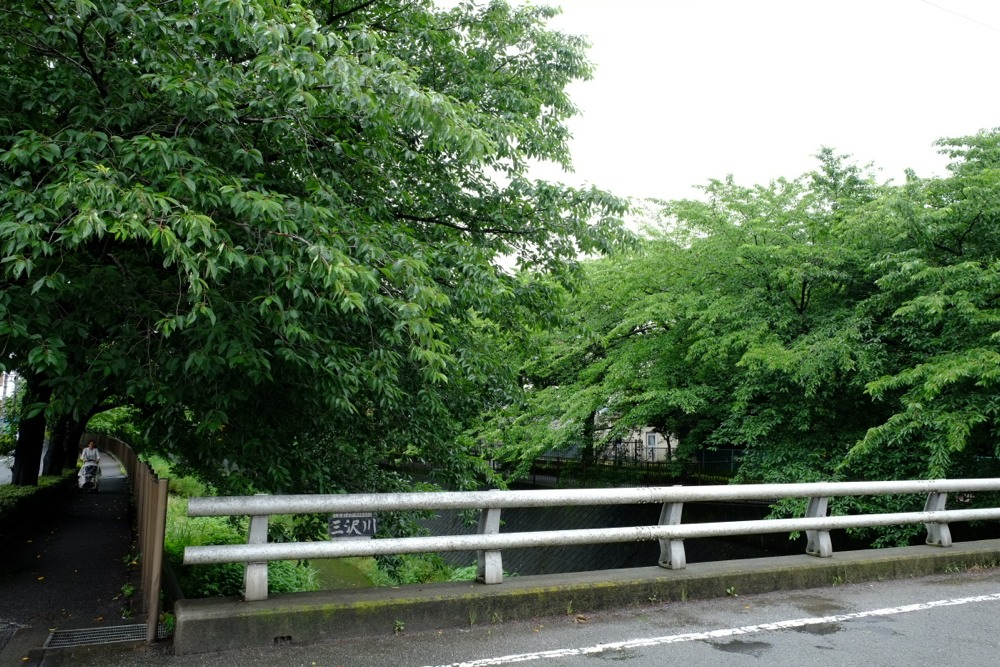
[146,456,322,598]
[163,496,321,598]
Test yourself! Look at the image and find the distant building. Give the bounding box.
[1,372,18,401]
[592,409,678,463]
[600,426,678,463]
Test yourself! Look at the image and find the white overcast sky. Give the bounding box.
[510,0,1000,202]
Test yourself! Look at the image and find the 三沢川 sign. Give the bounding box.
[328,513,377,539]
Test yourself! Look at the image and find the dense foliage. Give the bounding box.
[0,381,22,456]
[163,498,319,597]
[481,134,1000,501]
[6,0,997,526]
[0,0,628,489]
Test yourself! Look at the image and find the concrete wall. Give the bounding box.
[173,539,1000,655]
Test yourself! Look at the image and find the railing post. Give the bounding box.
[477,508,503,584]
[924,492,952,547]
[657,501,686,569]
[244,496,270,601]
[805,496,832,558]
[146,478,168,643]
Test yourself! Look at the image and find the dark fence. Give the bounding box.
[525,448,743,487]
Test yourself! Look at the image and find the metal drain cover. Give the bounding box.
[44,624,154,648]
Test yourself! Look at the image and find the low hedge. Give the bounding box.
[0,470,77,542]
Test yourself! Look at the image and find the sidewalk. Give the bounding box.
[0,455,134,666]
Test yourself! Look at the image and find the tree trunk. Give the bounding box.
[42,415,70,476]
[581,409,598,472]
[10,378,53,486]
[64,419,88,469]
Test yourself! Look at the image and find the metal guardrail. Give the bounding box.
[184,479,1000,601]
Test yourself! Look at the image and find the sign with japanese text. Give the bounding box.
[328,513,377,539]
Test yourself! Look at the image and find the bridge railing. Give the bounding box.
[183,479,1000,601]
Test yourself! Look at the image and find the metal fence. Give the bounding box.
[526,448,742,487]
[85,433,168,644]
[183,478,1000,601]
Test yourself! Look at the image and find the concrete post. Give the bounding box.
[657,502,686,569]
[805,496,832,558]
[244,498,270,601]
[924,492,952,547]
[477,508,503,584]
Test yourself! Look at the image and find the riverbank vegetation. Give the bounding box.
[2,1,999,552]
[474,135,1000,544]
[149,456,318,597]
[150,456,475,596]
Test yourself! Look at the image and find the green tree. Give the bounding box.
[846,130,1000,480]
[0,377,22,456]
[480,150,895,484]
[486,134,1000,511]
[0,0,629,487]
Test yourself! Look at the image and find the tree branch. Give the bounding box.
[74,15,110,99]
[953,210,982,255]
[328,0,379,24]
[394,212,533,236]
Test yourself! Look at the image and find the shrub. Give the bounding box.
[0,471,76,529]
[162,498,319,598]
[86,407,145,449]
[143,455,208,497]
[448,564,480,582]
[0,384,23,457]
[0,432,14,457]
[354,553,478,586]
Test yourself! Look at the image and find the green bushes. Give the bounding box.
[363,553,453,586]
[0,383,22,457]
[352,554,480,586]
[0,473,66,513]
[153,459,319,598]
[144,455,209,498]
[163,498,319,598]
[0,433,13,457]
[0,471,76,533]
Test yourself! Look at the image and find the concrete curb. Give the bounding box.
[0,626,49,666]
[173,538,1000,655]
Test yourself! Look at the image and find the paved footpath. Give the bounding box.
[0,455,133,666]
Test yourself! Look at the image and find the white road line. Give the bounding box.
[430,592,1000,667]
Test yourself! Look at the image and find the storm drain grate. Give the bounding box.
[43,624,168,649]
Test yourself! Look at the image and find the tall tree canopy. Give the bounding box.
[481,134,1000,498]
[0,0,629,488]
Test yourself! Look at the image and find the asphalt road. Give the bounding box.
[44,566,1000,666]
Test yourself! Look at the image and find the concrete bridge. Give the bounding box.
[6,466,1000,665]
[173,480,1000,656]
[173,538,1000,660]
